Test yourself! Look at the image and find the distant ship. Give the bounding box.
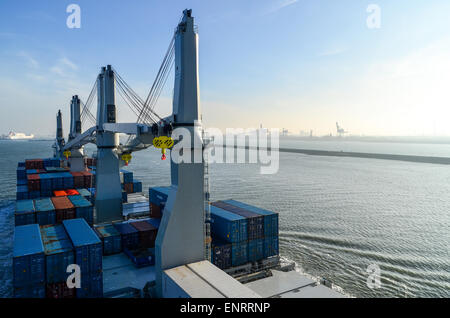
[5,131,34,140]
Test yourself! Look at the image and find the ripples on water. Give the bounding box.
[0,140,449,297]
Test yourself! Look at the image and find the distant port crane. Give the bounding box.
[336,122,348,137]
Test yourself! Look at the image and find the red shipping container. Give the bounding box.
[65,189,79,196]
[80,171,93,188]
[70,172,85,188]
[130,221,157,248]
[46,282,76,299]
[150,202,161,218]
[51,196,75,224]
[27,174,41,191]
[53,190,67,197]
[25,159,44,170]
[124,183,133,194]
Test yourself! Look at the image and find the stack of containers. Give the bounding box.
[223,200,279,259]
[25,159,44,170]
[149,186,170,218]
[132,180,143,193]
[212,201,265,262]
[34,197,56,226]
[13,224,45,298]
[121,169,133,184]
[80,171,93,188]
[39,173,53,197]
[51,173,64,190]
[40,224,75,298]
[113,222,140,250]
[27,174,40,194]
[94,224,122,255]
[16,166,26,180]
[210,205,248,267]
[71,171,85,188]
[68,195,94,225]
[63,219,103,298]
[123,183,133,194]
[62,172,74,189]
[51,196,75,224]
[130,220,157,248]
[16,185,29,200]
[15,200,35,226]
[211,238,232,269]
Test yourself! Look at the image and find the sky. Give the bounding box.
[1,0,450,137]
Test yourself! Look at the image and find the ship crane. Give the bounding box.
[336,122,347,137]
[60,9,205,296]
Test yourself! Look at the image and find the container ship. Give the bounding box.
[10,10,345,299]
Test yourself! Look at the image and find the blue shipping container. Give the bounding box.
[211,238,232,269]
[39,173,53,191]
[113,222,140,250]
[76,188,91,201]
[149,186,170,206]
[13,224,45,287]
[17,167,26,180]
[94,224,122,255]
[68,195,94,225]
[231,241,248,267]
[40,225,74,283]
[224,199,279,237]
[248,239,264,262]
[63,218,102,274]
[14,283,45,298]
[263,236,279,258]
[132,180,142,193]
[210,205,247,243]
[15,200,36,226]
[78,271,103,298]
[16,185,29,200]
[121,169,134,184]
[34,197,56,226]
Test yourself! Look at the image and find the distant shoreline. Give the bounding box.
[224,145,450,165]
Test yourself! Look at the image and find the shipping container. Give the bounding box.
[94,224,122,255]
[68,195,93,225]
[223,199,279,237]
[248,239,264,262]
[78,271,103,298]
[13,224,45,287]
[76,188,91,201]
[16,167,26,180]
[25,159,44,170]
[15,199,35,226]
[146,217,161,229]
[231,241,248,267]
[51,196,76,224]
[53,190,67,197]
[122,190,127,203]
[210,205,247,243]
[149,186,170,206]
[40,224,74,283]
[66,189,79,196]
[27,174,40,191]
[16,185,29,200]
[63,218,102,274]
[18,161,25,168]
[17,179,27,186]
[51,173,64,190]
[130,220,157,248]
[80,171,93,188]
[113,222,140,250]
[39,173,53,193]
[62,172,74,189]
[29,190,40,199]
[71,171,84,188]
[120,169,134,184]
[150,202,162,218]
[263,236,279,258]
[34,197,56,226]
[132,180,142,193]
[212,201,264,240]
[211,238,232,269]
[123,247,155,268]
[123,182,133,194]
[13,283,45,298]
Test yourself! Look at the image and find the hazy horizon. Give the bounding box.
[1,1,450,137]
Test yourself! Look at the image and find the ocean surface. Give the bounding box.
[0,139,449,298]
